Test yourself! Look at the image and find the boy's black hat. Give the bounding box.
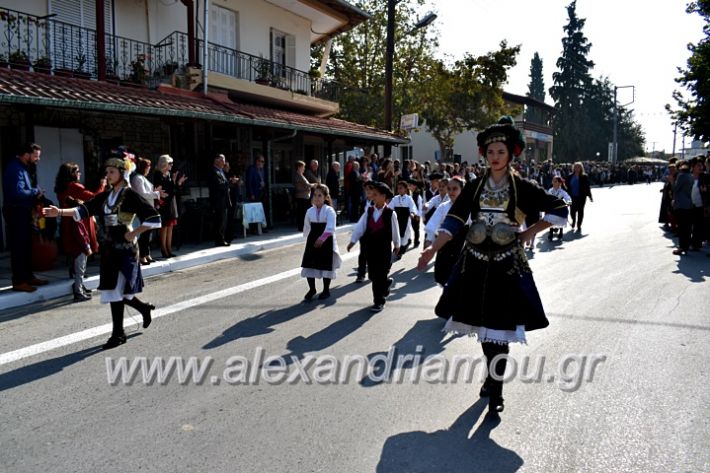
[372,181,394,199]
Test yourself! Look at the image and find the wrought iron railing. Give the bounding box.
[0,7,340,101]
[196,35,340,102]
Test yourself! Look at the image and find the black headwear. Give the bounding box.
[372,181,394,200]
[477,116,526,157]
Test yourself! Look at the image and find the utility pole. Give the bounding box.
[383,0,396,158]
[672,123,677,157]
[612,85,635,163]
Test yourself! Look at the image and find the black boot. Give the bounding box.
[482,342,509,413]
[304,278,317,301]
[104,302,127,350]
[318,278,331,300]
[124,297,155,329]
[73,283,91,302]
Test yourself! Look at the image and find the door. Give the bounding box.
[34,127,84,206]
[209,5,238,76]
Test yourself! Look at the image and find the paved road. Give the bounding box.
[1,183,708,473]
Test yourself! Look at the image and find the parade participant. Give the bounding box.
[43,157,162,350]
[546,176,572,241]
[347,182,401,312]
[388,180,418,257]
[424,172,443,203]
[423,176,449,224]
[567,162,593,232]
[355,181,377,283]
[423,176,468,285]
[54,162,106,301]
[417,116,568,413]
[672,160,695,256]
[301,184,341,301]
[408,179,424,248]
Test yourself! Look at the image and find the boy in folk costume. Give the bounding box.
[547,176,572,241]
[347,182,401,312]
[301,184,342,300]
[388,180,418,258]
[408,179,424,248]
[355,181,376,283]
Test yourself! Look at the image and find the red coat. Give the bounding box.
[59,181,105,256]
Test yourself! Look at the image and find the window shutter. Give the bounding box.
[285,34,296,69]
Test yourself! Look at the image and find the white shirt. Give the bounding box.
[303,204,341,257]
[424,194,449,214]
[350,205,401,249]
[130,174,160,203]
[547,186,572,204]
[388,194,418,245]
[692,178,703,207]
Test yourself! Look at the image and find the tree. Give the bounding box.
[418,42,521,157]
[527,52,545,101]
[311,0,437,130]
[527,52,546,124]
[549,0,595,161]
[667,1,710,142]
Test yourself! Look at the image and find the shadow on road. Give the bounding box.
[673,253,709,283]
[0,335,140,392]
[281,307,378,365]
[359,318,461,387]
[202,284,355,350]
[376,398,523,473]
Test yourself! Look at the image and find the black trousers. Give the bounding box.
[412,216,421,245]
[138,229,152,257]
[691,206,705,248]
[295,198,310,232]
[2,205,34,285]
[368,256,391,305]
[570,196,587,227]
[675,208,693,251]
[213,206,228,244]
[357,242,368,278]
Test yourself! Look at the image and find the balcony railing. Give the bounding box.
[0,7,340,102]
[0,7,185,86]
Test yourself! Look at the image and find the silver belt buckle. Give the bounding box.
[104,214,118,226]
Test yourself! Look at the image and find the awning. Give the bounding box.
[0,68,407,145]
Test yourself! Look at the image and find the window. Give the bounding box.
[208,4,239,75]
[270,28,296,87]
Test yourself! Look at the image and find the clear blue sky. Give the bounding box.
[420,0,706,154]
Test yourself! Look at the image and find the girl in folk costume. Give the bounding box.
[388,180,418,257]
[423,176,449,224]
[547,176,572,241]
[417,117,569,413]
[54,162,106,302]
[423,176,469,286]
[43,157,162,350]
[408,179,424,248]
[347,182,401,313]
[301,184,342,301]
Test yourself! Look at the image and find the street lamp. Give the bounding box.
[384,1,436,156]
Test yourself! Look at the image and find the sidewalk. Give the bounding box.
[0,224,355,312]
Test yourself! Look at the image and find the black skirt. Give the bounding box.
[435,241,549,332]
[301,222,333,271]
[434,225,468,286]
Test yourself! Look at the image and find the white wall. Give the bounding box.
[395,127,482,165]
[0,0,46,16]
[111,0,311,71]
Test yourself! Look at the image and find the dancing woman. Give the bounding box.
[44,157,162,349]
[417,117,568,413]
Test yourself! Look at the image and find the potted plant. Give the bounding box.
[9,50,30,71]
[73,53,91,79]
[32,56,52,74]
[161,60,179,76]
[129,54,147,85]
[253,56,271,85]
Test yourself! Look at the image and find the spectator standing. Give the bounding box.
[153,154,186,257]
[2,143,48,292]
[131,157,165,264]
[305,159,321,185]
[293,160,315,232]
[326,161,341,211]
[208,154,236,246]
[567,162,593,233]
[672,160,694,256]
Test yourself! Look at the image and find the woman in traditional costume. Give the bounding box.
[44,157,162,349]
[417,117,569,413]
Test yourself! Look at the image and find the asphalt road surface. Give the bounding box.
[1,182,708,473]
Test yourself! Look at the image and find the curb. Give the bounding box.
[1,224,355,311]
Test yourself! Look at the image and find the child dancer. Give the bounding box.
[389,180,418,257]
[408,179,424,248]
[355,181,376,283]
[347,182,400,312]
[547,176,572,240]
[423,177,449,224]
[301,184,341,300]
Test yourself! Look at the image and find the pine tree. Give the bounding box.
[549,1,595,162]
[527,52,545,101]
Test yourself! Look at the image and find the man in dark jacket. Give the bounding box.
[208,154,235,246]
[672,160,695,255]
[326,161,341,211]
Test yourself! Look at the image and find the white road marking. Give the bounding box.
[0,252,358,367]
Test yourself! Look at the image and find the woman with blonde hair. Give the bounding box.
[153,154,187,257]
[567,161,593,232]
